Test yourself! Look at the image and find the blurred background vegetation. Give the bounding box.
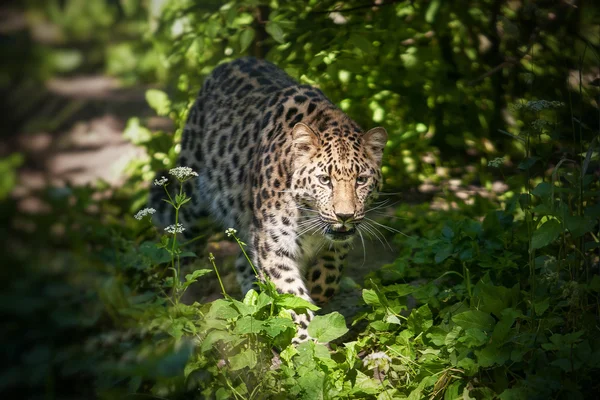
[1,0,598,398]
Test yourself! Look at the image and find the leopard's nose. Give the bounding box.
[335,213,353,222]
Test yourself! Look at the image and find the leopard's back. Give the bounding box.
[176,57,335,235]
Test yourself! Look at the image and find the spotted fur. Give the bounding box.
[151,57,387,341]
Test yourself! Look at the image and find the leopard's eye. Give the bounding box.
[318,175,331,186]
[356,176,369,186]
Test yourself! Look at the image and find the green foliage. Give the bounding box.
[3,0,599,399]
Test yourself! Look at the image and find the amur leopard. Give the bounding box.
[151,57,387,341]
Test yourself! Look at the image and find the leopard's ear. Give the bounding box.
[292,123,320,155]
[362,127,388,164]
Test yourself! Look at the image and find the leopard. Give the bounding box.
[150,57,387,342]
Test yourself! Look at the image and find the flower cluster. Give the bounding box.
[487,157,505,168]
[153,176,168,186]
[531,119,554,131]
[134,207,156,220]
[512,100,564,112]
[225,228,237,237]
[168,167,198,181]
[164,223,185,234]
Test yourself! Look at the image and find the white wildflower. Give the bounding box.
[363,351,392,380]
[225,228,237,237]
[134,208,156,220]
[168,167,199,181]
[153,176,168,186]
[362,351,392,365]
[165,223,185,234]
[488,157,505,168]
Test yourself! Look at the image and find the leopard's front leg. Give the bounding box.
[248,222,315,343]
[306,243,351,305]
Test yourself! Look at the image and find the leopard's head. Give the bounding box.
[290,122,387,242]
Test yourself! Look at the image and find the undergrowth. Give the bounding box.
[3,92,598,399]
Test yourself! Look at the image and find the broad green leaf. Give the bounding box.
[206,299,239,320]
[352,370,380,395]
[308,312,348,342]
[145,89,171,116]
[452,310,495,332]
[243,289,259,306]
[407,304,433,334]
[240,28,255,52]
[533,298,550,316]
[475,344,509,367]
[200,330,239,353]
[230,299,256,316]
[458,328,488,348]
[265,21,285,43]
[276,294,320,311]
[229,349,257,371]
[139,241,171,264]
[263,317,295,338]
[491,309,518,344]
[565,215,595,238]
[362,288,380,306]
[435,243,454,263]
[279,345,298,363]
[255,291,272,310]
[531,219,562,249]
[234,315,263,334]
[532,182,552,198]
[518,156,540,171]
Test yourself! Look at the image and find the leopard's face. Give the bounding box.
[290,123,387,242]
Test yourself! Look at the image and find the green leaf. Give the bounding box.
[240,28,255,52]
[263,317,295,338]
[352,370,380,394]
[564,215,595,238]
[532,182,552,198]
[407,304,433,334]
[452,310,495,332]
[308,312,348,342]
[255,291,272,310]
[139,241,171,264]
[531,219,562,249]
[200,330,239,353]
[362,289,380,306]
[234,315,264,334]
[533,298,550,316]
[425,0,441,23]
[206,299,239,320]
[229,349,257,371]
[475,344,509,367]
[243,289,259,306]
[230,299,256,316]
[145,89,171,116]
[518,156,540,171]
[265,21,285,43]
[435,243,454,263]
[276,294,320,311]
[185,269,212,283]
[349,34,373,55]
[458,328,488,348]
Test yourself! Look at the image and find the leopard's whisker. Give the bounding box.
[356,226,367,266]
[364,217,410,238]
[359,222,389,250]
